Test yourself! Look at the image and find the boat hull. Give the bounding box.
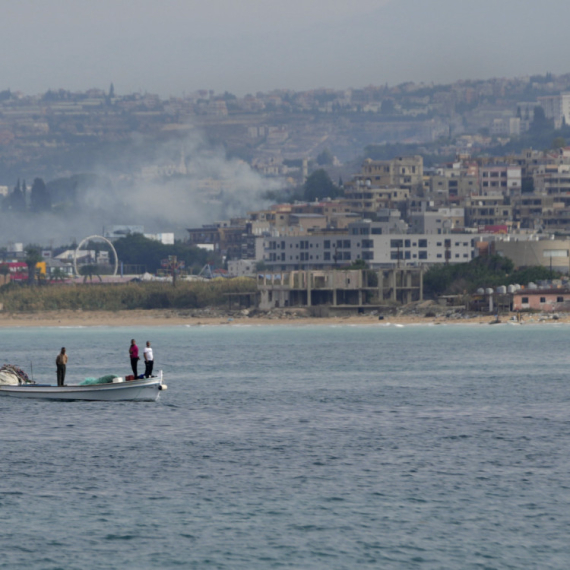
[0,372,165,402]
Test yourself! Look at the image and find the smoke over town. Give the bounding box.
[0,131,281,246]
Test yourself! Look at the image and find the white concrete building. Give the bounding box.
[538,92,570,128]
[263,226,477,270]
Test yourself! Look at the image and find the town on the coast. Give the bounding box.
[3,74,570,318]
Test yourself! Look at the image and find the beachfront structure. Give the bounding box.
[257,268,423,311]
[263,224,478,270]
[512,289,570,312]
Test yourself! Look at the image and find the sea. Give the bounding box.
[1,322,570,569]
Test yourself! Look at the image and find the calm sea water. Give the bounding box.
[1,323,570,569]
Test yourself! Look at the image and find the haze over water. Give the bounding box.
[1,324,569,569]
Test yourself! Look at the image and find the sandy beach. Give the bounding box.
[0,309,566,327]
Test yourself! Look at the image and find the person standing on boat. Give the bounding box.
[56,347,67,386]
[129,339,139,377]
[143,341,154,378]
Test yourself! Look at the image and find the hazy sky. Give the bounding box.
[1,0,569,96]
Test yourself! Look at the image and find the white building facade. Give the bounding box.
[263,227,478,270]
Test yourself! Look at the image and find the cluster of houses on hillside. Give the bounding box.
[188,148,570,277]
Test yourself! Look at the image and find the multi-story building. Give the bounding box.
[534,164,570,196]
[429,174,479,200]
[343,184,409,214]
[352,156,424,191]
[408,208,465,234]
[262,223,477,271]
[464,194,513,227]
[538,92,570,128]
[479,165,522,196]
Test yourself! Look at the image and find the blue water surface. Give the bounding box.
[1,323,570,569]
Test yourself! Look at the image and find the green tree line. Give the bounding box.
[423,255,560,297]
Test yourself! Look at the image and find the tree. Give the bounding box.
[113,233,214,274]
[24,246,42,285]
[380,99,395,114]
[49,267,67,282]
[303,169,340,202]
[552,136,566,149]
[9,179,26,212]
[316,148,334,166]
[80,264,102,283]
[0,263,9,285]
[30,177,51,213]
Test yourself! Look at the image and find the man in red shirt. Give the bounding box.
[129,339,139,377]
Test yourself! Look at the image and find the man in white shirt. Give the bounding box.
[143,341,154,378]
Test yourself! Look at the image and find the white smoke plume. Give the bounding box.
[0,131,283,247]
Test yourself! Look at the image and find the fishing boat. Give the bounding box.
[0,370,167,402]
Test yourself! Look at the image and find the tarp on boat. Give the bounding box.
[79,374,119,386]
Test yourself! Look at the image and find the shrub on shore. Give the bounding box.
[0,278,256,312]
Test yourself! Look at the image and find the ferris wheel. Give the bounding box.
[74,235,119,277]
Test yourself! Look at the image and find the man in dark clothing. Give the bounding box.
[56,347,67,386]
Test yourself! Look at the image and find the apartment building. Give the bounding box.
[514,195,561,229]
[479,165,522,196]
[408,208,465,234]
[538,92,570,128]
[534,164,570,196]
[464,194,513,227]
[343,184,410,213]
[429,174,479,200]
[262,224,476,270]
[355,156,424,190]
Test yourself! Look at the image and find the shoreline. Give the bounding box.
[0,309,566,328]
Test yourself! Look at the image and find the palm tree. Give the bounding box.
[80,264,102,283]
[0,263,9,285]
[24,246,42,285]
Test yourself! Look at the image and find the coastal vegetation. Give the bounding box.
[0,278,256,312]
[423,255,560,297]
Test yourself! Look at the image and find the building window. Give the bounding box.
[390,239,404,248]
[522,297,529,303]
[418,239,428,248]
[362,239,373,248]
[557,296,564,302]
[324,252,331,260]
[405,239,411,247]
[540,297,546,303]
[371,228,382,235]
[343,240,351,249]
[324,240,330,249]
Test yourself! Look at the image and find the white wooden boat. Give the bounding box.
[0,371,167,401]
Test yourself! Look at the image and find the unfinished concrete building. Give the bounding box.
[258,268,423,312]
